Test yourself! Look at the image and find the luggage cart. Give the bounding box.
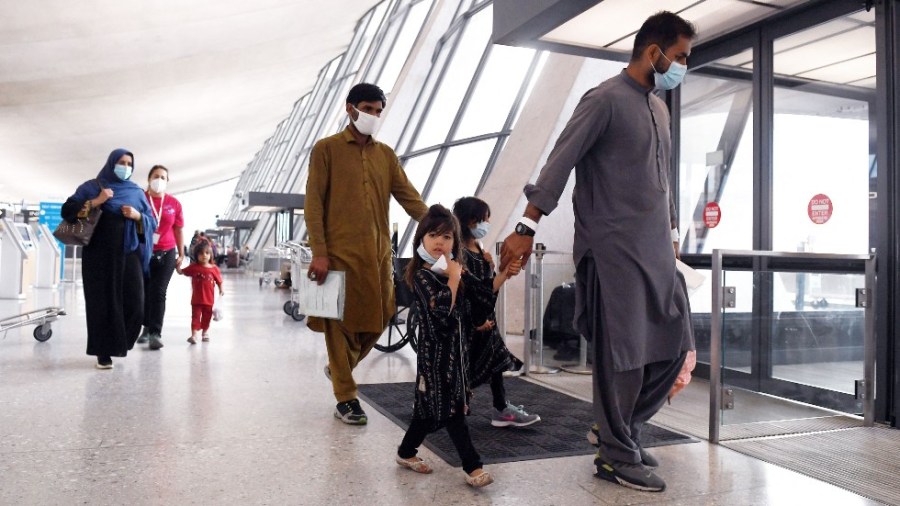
[258,246,288,287]
[281,241,312,321]
[1,306,66,342]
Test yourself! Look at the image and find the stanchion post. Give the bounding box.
[523,251,533,376]
[529,243,558,374]
[561,335,592,375]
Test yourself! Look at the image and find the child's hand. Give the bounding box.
[505,257,523,277]
[219,288,225,296]
[175,266,183,275]
[445,256,462,281]
[475,320,495,332]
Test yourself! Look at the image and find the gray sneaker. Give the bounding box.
[148,335,164,350]
[136,327,151,344]
[594,453,665,492]
[588,423,657,468]
[491,402,540,427]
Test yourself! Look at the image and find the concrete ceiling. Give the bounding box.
[0,0,381,204]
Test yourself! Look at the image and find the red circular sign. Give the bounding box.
[808,194,833,224]
[703,202,721,228]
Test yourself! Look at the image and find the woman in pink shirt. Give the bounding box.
[138,165,185,350]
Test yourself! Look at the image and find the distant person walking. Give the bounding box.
[176,241,224,344]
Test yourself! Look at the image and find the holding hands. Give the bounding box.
[503,257,522,278]
[499,234,532,274]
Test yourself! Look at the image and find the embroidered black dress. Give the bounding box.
[410,268,471,430]
[462,248,514,387]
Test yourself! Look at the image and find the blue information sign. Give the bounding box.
[39,202,65,278]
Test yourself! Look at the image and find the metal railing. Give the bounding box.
[707,249,876,443]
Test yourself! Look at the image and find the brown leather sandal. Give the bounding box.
[396,456,433,474]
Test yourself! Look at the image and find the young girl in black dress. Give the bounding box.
[453,197,540,427]
[395,204,493,488]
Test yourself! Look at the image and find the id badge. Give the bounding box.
[152,233,160,245]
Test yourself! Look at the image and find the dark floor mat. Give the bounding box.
[358,377,696,467]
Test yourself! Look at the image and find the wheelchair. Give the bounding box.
[374,257,420,353]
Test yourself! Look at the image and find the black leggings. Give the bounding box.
[490,371,507,411]
[398,413,483,474]
[143,248,177,335]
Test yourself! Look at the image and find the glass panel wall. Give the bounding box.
[227,0,546,256]
[771,10,875,255]
[225,0,435,250]
[680,51,754,254]
[394,1,545,252]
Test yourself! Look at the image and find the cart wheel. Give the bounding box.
[291,307,306,322]
[283,300,296,315]
[33,325,52,342]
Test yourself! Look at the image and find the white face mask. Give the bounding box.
[149,179,167,194]
[351,107,382,136]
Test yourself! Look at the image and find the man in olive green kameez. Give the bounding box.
[305,83,428,425]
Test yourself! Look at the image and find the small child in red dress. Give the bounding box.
[176,241,224,344]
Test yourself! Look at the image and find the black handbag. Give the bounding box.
[53,180,104,246]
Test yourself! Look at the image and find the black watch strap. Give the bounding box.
[515,222,536,236]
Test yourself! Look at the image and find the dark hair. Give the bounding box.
[404,204,464,289]
[193,240,212,260]
[148,164,168,180]
[453,197,490,243]
[631,11,697,61]
[347,83,386,107]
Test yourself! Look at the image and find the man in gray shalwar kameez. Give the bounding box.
[500,12,697,492]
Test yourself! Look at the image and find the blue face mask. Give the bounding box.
[416,243,441,265]
[470,221,490,239]
[114,164,133,181]
[651,49,687,90]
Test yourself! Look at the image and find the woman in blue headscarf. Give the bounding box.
[61,148,157,369]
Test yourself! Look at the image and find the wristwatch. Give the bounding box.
[515,222,536,237]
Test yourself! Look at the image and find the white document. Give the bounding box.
[298,270,346,320]
[676,259,706,294]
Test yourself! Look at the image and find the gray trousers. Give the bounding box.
[579,256,687,464]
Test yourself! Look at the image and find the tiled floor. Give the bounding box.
[0,272,882,505]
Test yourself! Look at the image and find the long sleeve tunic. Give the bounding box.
[524,70,693,372]
[410,269,470,430]
[304,127,428,333]
[462,248,513,387]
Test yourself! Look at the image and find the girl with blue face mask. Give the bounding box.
[452,196,540,429]
[398,204,494,487]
